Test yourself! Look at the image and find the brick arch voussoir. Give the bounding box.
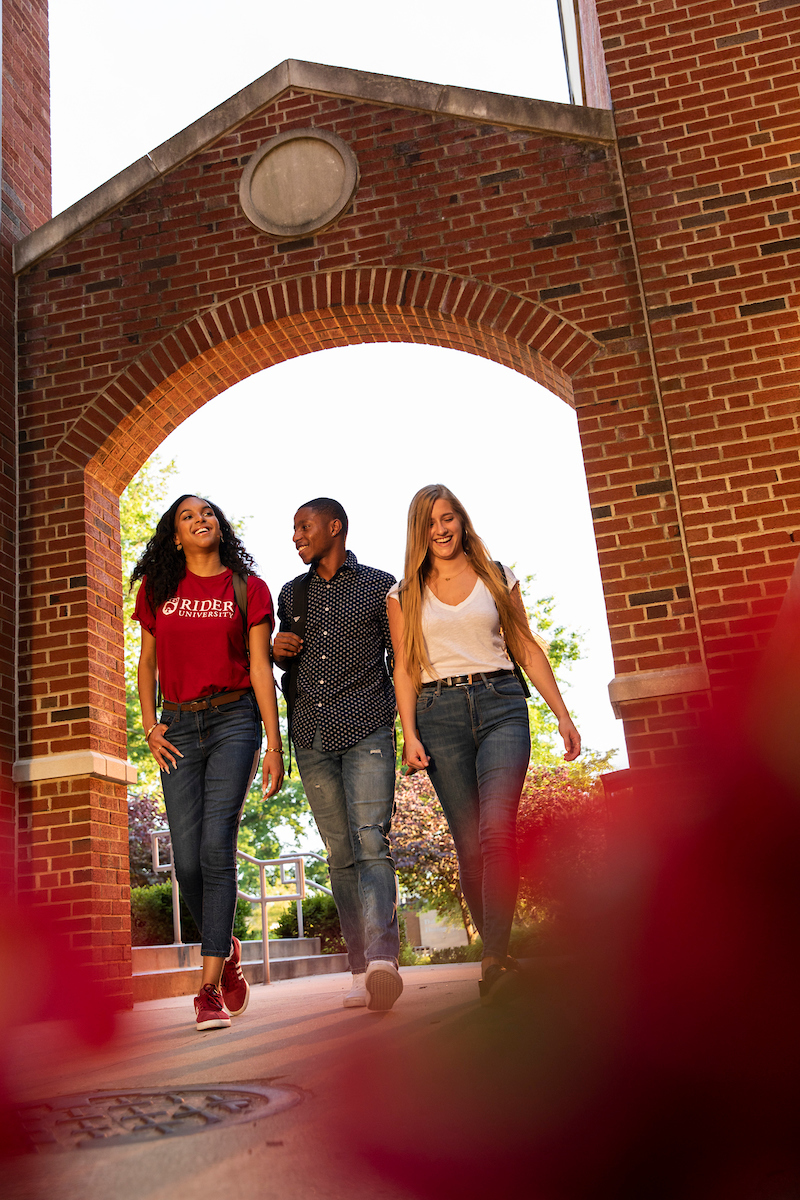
[75,268,602,493]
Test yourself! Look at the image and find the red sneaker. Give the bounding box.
[220,936,250,1016]
[194,984,231,1031]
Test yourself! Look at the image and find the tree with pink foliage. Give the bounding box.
[390,770,476,940]
[391,753,612,938]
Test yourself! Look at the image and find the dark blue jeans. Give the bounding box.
[415,674,531,960]
[294,726,400,972]
[159,693,261,958]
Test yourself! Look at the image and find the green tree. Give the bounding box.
[122,455,178,789]
[517,574,587,763]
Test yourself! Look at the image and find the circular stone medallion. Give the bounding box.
[240,127,359,239]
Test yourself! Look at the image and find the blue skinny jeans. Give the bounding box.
[415,673,531,960]
[159,692,261,958]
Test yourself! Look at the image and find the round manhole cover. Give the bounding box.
[17,1084,301,1152]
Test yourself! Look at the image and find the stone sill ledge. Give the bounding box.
[13,750,138,785]
[608,664,710,718]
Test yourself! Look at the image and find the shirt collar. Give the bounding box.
[313,549,357,583]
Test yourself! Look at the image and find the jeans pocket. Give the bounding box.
[491,677,525,699]
[159,709,177,728]
[416,691,437,713]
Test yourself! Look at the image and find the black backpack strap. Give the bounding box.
[232,572,249,658]
[494,561,530,698]
[291,569,312,642]
[280,569,313,770]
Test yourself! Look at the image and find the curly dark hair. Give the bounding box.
[130,494,257,611]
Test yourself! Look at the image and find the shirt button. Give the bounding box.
[324,607,329,612]
[317,702,322,708]
[319,679,324,685]
[323,631,328,636]
[322,655,326,661]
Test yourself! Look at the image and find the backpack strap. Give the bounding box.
[290,569,312,643]
[494,561,531,698]
[232,572,249,658]
[280,568,314,772]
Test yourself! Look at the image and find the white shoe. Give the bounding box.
[343,972,367,1007]
[365,960,403,1012]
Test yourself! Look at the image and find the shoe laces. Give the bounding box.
[199,984,224,1011]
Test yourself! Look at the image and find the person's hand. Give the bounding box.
[273,632,303,660]
[403,733,430,771]
[559,716,581,762]
[148,724,183,773]
[262,749,284,798]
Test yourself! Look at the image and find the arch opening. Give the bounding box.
[118,338,622,769]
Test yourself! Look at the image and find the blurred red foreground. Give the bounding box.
[327,625,800,1199]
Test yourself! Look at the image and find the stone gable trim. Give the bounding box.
[13,59,615,275]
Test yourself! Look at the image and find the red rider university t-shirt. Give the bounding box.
[133,569,273,703]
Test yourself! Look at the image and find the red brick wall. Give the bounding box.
[594,0,800,703]
[0,0,50,876]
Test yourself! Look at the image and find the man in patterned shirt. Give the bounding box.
[273,498,402,1012]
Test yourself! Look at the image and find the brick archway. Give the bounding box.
[81,269,598,490]
[11,57,722,1004]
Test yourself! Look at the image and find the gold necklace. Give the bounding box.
[441,562,469,582]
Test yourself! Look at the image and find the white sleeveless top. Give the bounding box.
[388,566,518,683]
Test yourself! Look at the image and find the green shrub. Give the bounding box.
[508,921,549,958]
[428,942,483,965]
[274,897,424,962]
[424,923,548,964]
[130,881,249,947]
[273,893,346,953]
[398,914,420,965]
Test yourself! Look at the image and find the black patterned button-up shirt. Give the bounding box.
[277,551,396,752]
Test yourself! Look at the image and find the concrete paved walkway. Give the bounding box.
[7,963,483,1200]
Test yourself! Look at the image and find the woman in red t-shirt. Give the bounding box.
[132,494,283,1031]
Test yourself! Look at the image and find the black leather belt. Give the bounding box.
[162,688,250,713]
[420,670,513,690]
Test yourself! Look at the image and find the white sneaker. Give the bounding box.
[343,973,367,1008]
[365,960,403,1012]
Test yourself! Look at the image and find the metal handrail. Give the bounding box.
[150,830,333,984]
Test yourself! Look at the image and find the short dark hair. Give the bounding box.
[299,497,349,538]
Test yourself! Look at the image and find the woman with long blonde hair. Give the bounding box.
[388,484,580,1004]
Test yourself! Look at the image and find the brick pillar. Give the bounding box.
[585,0,800,749]
[16,468,133,1006]
[0,0,51,876]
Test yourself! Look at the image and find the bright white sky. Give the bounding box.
[48,0,627,767]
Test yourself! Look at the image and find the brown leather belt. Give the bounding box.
[161,688,250,713]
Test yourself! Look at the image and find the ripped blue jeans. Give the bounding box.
[294,726,399,971]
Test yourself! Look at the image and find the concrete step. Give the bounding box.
[131,941,349,1003]
[132,937,322,974]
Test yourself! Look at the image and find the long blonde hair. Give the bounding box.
[399,484,538,692]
